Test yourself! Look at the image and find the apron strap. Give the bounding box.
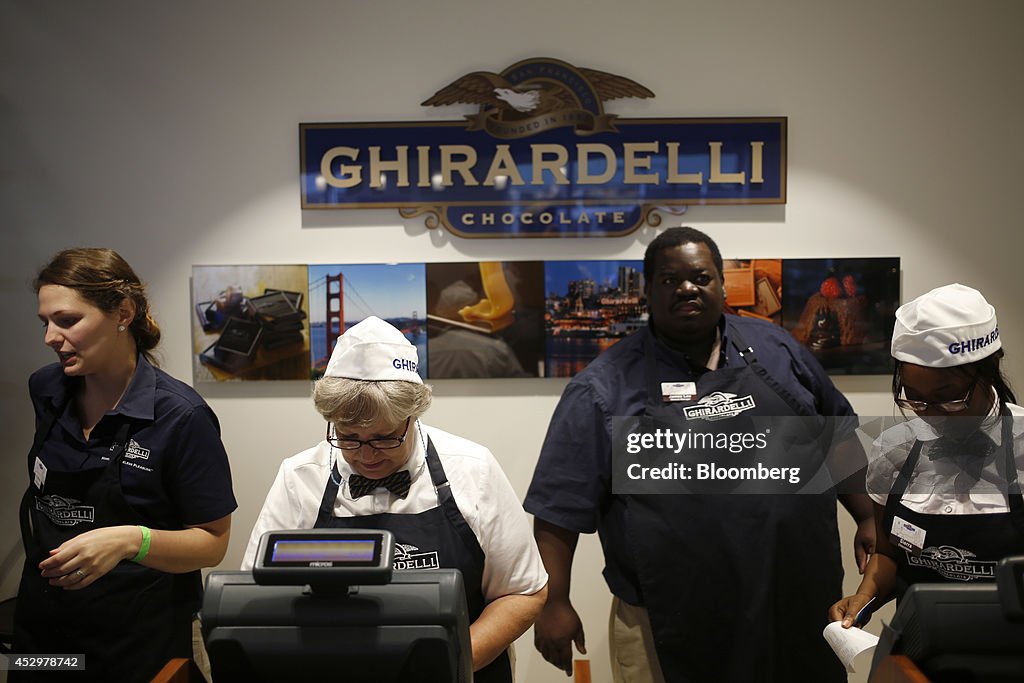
[317,459,344,525]
[996,409,1024,520]
[20,397,69,556]
[24,398,66,480]
[727,323,817,419]
[726,324,758,363]
[882,438,925,533]
[424,435,483,558]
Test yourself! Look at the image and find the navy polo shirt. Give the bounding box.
[29,356,237,529]
[524,315,856,604]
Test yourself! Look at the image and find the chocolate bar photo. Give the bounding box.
[264,288,304,310]
[247,291,302,321]
[214,317,262,357]
[191,265,311,382]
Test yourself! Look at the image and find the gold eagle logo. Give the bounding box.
[421,58,654,138]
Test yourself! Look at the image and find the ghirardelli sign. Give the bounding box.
[301,58,785,238]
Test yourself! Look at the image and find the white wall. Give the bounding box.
[2,1,1022,681]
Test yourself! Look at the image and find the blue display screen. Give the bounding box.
[270,539,378,564]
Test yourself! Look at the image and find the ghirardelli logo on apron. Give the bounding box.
[907,544,996,581]
[35,494,96,527]
[683,391,757,421]
[393,542,440,570]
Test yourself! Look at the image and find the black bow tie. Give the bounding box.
[926,432,996,462]
[348,470,412,499]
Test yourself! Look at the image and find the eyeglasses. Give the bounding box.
[327,417,411,450]
[895,381,977,413]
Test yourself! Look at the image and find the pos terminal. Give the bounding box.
[201,529,473,682]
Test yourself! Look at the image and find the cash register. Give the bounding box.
[201,529,472,682]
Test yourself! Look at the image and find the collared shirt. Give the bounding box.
[29,357,237,528]
[866,394,1024,514]
[241,421,548,603]
[524,316,856,602]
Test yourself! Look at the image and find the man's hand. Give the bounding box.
[534,598,586,676]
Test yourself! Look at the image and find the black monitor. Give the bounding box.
[875,559,1024,683]
[201,530,472,683]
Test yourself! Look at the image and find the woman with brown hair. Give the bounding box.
[14,248,237,682]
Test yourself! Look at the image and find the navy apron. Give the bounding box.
[14,399,199,682]
[624,325,846,682]
[316,434,512,683]
[883,409,1024,595]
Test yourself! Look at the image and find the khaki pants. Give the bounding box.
[609,597,666,683]
[192,617,212,683]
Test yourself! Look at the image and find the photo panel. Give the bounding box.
[722,259,783,326]
[189,257,899,382]
[782,257,901,375]
[307,263,427,380]
[191,265,311,381]
[544,260,646,378]
[426,261,545,378]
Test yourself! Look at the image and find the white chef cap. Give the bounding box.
[891,283,1000,368]
[324,316,422,383]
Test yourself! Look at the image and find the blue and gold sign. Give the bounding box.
[300,58,786,238]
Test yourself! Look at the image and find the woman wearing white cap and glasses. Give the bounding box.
[831,284,1022,628]
[242,316,548,682]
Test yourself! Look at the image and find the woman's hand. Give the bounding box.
[39,525,139,590]
[854,516,876,574]
[470,586,548,671]
[829,593,875,628]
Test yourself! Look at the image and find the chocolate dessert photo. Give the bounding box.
[782,258,900,375]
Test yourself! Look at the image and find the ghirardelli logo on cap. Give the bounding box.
[392,358,417,373]
[947,326,999,355]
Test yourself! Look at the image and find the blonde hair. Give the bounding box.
[312,377,432,427]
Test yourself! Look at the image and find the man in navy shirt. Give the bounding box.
[526,227,875,682]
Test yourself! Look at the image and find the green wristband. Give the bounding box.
[131,525,151,563]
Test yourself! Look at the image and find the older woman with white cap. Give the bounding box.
[831,283,1022,627]
[242,316,548,681]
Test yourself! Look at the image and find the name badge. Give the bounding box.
[661,381,697,402]
[33,457,47,490]
[890,515,926,556]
